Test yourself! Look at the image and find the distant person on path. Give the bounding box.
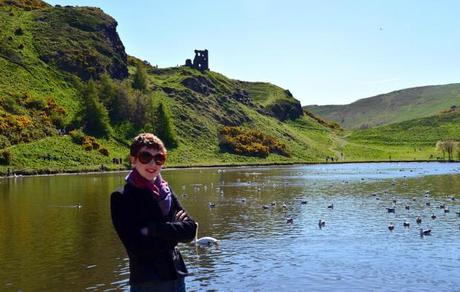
[111,133,197,292]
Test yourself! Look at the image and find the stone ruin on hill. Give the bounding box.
[185,49,209,71]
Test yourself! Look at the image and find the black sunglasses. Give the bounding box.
[137,152,166,165]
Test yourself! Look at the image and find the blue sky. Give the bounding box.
[47,0,460,106]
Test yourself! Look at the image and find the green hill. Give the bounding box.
[1,0,457,175]
[347,109,460,146]
[339,109,460,161]
[305,84,460,129]
[0,0,339,174]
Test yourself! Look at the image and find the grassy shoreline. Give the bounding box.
[1,159,458,178]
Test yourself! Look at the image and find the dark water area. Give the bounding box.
[0,162,459,291]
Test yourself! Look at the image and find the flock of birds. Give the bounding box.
[188,178,460,245]
[383,190,459,237]
[257,200,335,229]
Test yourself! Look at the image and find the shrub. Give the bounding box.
[69,129,85,144]
[3,95,23,114]
[50,112,65,128]
[82,135,97,150]
[16,115,32,128]
[218,126,289,157]
[436,140,457,161]
[1,150,11,165]
[72,134,105,152]
[14,27,24,36]
[80,80,113,137]
[132,62,148,91]
[99,148,109,156]
[92,140,100,150]
[24,94,46,110]
[154,102,178,148]
[303,109,342,130]
[83,144,93,151]
[0,135,10,149]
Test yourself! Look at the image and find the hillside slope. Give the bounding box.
[347,109,460,146]
[305,84,460,129]
[0,1,339,173]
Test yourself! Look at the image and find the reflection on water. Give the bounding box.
[0,163,459,291]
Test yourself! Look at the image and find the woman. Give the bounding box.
[111,133,197,291]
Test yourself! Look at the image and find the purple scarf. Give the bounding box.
[125,168,172,216]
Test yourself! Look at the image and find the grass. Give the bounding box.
[306,84,460,129]
[0,135,128,173]
[347,110,460,146]
[341,142,439,162]
[0,2,458,176]
[0,6,80,117]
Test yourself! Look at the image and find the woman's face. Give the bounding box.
[131,146,164,181]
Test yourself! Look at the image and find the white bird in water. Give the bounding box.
[420,228,431,237]
[193,223,219,247]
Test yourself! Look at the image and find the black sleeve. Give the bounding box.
[111,190,161,257]
[147,193,197,243]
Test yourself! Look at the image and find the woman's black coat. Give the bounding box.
[111,183,197,285]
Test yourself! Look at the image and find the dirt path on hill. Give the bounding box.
[329,132,348,161]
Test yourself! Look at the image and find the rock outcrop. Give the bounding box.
[32,6,128,80]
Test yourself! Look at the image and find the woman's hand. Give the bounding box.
[175,210,189,222]
[139,210,189,237]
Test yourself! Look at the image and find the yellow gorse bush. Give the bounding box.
[218,126,289,158]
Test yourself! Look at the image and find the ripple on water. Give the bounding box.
[1,163,459,291]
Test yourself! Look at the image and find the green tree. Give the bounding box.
[81,80,113,137]
[444,140,455,161]
[436,140,457,160]
[131,93,153,129]
[98,73,116,107]
[436,141,446,159]
[154,102,178,148]
[107,82,133,123]
[132,62,148,91]
[1,149,11,165]
[456,142,460,160]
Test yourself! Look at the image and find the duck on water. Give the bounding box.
[193,222,219,247]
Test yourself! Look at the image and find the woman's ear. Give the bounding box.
[130,156,136,167]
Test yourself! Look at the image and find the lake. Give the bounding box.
[0,162,459,291]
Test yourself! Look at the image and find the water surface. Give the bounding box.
[0,162,459,291]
